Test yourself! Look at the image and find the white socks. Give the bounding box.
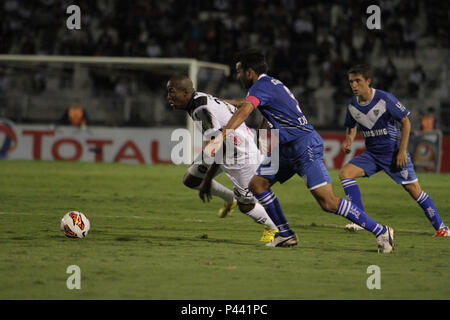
[192,180,235,205]
[244,202,277,229]
[191,181,276,230]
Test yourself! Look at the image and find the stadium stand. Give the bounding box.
[0,0,448,132]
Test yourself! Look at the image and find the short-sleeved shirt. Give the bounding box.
[344,88,410,154]
[246,74,315,145]
[245,75,331,188]
[186,92,260,169]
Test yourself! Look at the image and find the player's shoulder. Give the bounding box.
[250,74,274,90]
[188,92,212,116]
[192,92,209,106]
[374,88,398,103]
[346,95,357,108]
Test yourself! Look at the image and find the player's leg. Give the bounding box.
[248,158,298,247]
[223,166,278,241]
[183,164,236,216]
[338,163,367,211]
[338,152,380,231]
[311,183,385,235]
[403,181,448,237]
[383,151,448,237]
[310,183,394,253]
[237,201,278,242]
[299,133,393,252]
[248,176,293,233]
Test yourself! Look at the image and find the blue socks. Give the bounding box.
[340,179,386,236]
[336,199,386,237]
[341,179,364,211]
[342,178,446,231]
[254,189,294,237]
[255,188,387,238]
[416,191,444,230]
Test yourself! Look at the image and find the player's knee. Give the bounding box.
[182,172,202,189]
[319,201,335,213]
[249,177,269,195]
[339,164,364,180]
[238,202,254,214]
[338,166,351,180]
[338,169,347,180]
[403,182,422,199]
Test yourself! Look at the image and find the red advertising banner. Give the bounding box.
[1,121,449,172]
[441,136,450,172]
[320,132,366,170]
[320,131,450,173]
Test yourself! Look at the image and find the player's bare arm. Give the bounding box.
[397,116,411,168]
[342,126,357,154]
[223,101,254,132]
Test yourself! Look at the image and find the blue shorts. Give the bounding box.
[257,131,331,190]
[350,150,418,184]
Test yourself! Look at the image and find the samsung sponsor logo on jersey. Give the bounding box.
[362,128,388,137]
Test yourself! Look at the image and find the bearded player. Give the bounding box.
[207,49,394,252]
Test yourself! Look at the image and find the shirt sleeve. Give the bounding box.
[193,106,221,139]
[344,108,357,128]
[385,93,410,121]
[245,95,260,108]
[248,82,272,108]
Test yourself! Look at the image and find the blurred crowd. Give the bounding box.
[0,0,448,128]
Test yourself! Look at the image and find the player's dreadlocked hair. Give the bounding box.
[348,64,372,80]
[235,49,268,75]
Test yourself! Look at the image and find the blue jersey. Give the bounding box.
[247,74,314,144]
[344,89,410,154]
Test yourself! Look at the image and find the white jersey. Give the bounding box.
[187,92,262,169]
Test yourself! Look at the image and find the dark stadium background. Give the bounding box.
[1,0,448,128]
[0,0,448,170]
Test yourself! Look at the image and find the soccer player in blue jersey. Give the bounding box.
[208,49,394,252]
[339,64,448,237]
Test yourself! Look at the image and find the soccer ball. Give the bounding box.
[60,211,91,238]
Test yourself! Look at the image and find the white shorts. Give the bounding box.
[187,153,263,205]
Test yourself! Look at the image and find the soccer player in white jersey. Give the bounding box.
[339,64,448,237]
[167,75,278,242]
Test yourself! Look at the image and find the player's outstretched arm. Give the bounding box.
[223,101,254,131]
[205,101,254,156]
[342,126,357,154]
[397,116,411,168]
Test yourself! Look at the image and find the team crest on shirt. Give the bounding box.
[349,100,386,129]
[400,169,409,179]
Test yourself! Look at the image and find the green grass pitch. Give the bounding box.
[0,160,449,299]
